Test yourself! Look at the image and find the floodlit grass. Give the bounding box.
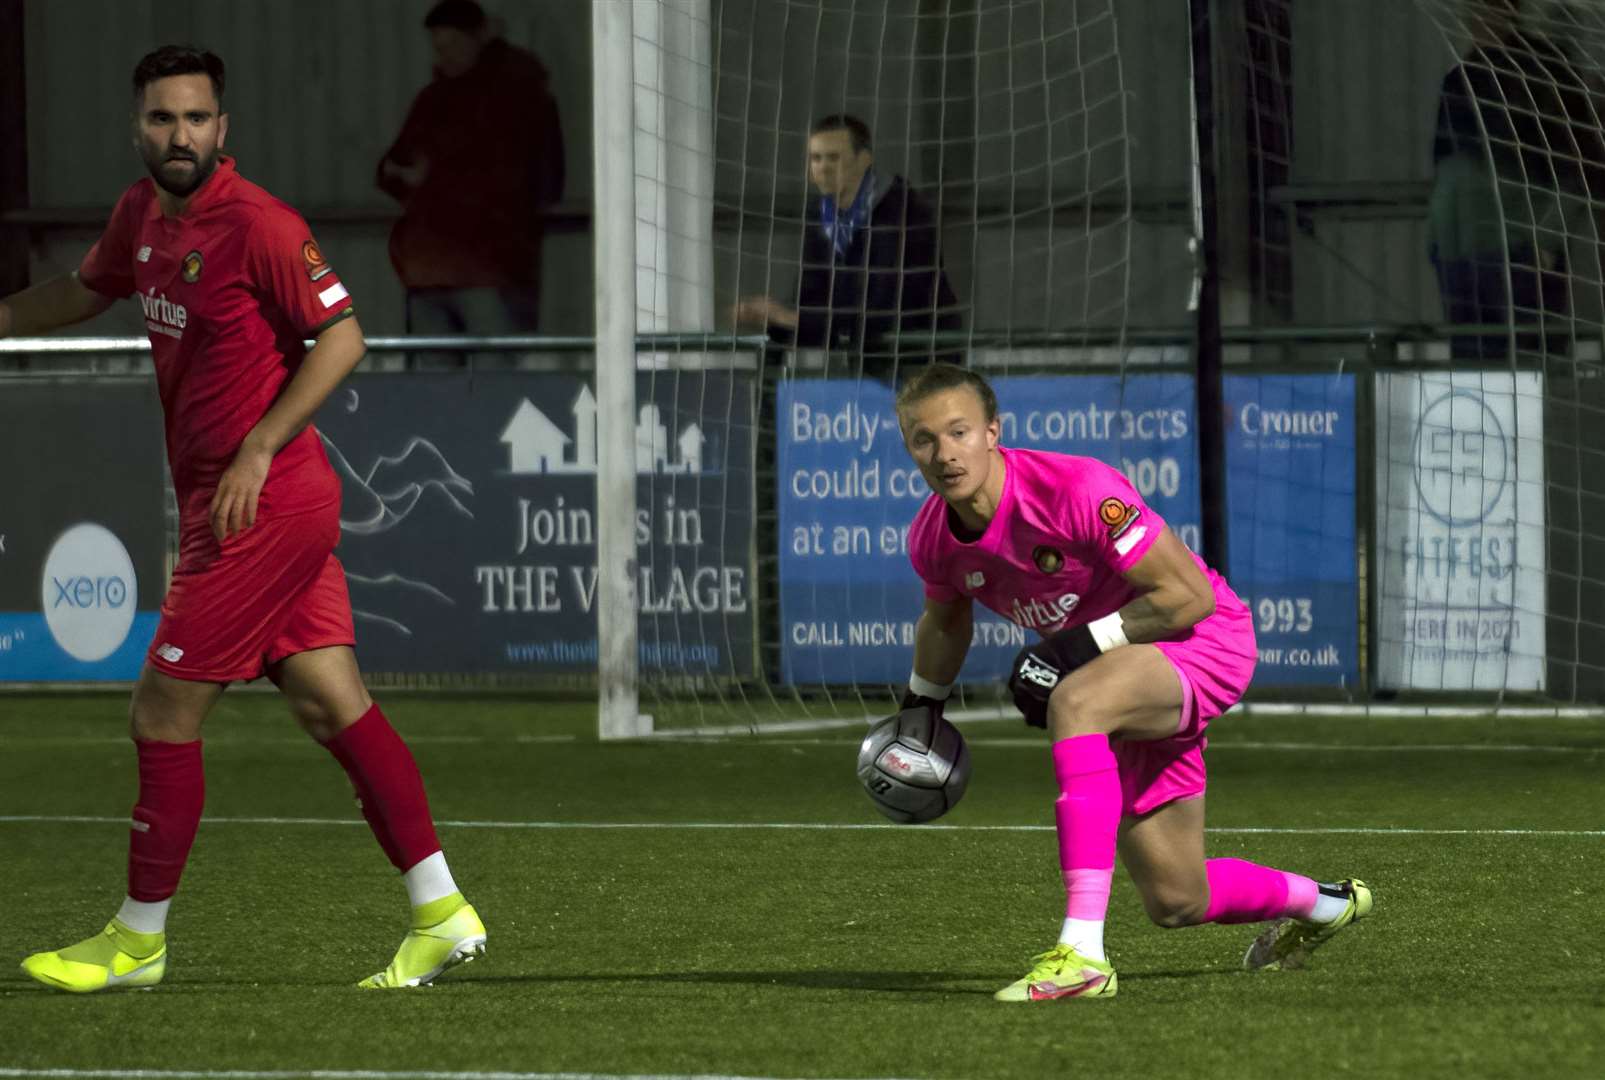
[2,692,1602,1079]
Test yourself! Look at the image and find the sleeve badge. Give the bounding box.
[302,239,332,281]
[1098,496,1141,540]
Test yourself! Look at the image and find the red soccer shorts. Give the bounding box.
[146,499,355,683]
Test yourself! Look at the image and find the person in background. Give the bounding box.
[378,0,564,362]
[733,114,962,380]
[1428,0,1605,360]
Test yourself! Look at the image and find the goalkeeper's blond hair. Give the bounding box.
[895,363,998,424]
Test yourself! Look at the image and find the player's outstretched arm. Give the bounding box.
[209,315,366,542]
[886,593,972,724]
[0,273,116,337]
[910,594,972,694]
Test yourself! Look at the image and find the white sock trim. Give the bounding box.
[1309,889,1350,924]
[402,850,458,908]
[116,896,171,935]
[1057,917,1106,962]
[907,672,953,701]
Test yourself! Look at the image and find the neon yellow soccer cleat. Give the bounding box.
[994,943,1118,1002]
[359,896,486,989]
[1244,878,1373,972]
[20,920,167,993]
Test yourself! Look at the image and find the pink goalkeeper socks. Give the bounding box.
[1052,734,1123,922]
[1202,857,1319,924]
[1050,734,1326,931]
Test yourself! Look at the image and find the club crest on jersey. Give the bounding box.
[965,571,985,590]
[136,245,152,263]
[181,250,204,283]
[1098,497,1141,540]
[1032,545,1065,574]
[302,239,331,281]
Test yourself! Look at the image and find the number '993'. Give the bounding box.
[1253,596,1313,634]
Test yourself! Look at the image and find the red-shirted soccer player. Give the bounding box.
[0,46,485,992]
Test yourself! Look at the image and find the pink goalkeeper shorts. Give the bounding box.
[1115,581,1256,818]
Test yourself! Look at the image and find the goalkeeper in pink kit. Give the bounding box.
[896,364,1371,1001]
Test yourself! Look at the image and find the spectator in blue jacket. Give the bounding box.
[734,114,961,376]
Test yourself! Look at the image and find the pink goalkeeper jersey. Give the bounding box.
[908,445,1247,637]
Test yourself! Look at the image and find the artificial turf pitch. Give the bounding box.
[2,692,1601,1080]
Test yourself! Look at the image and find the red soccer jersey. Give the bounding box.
[78,156,352,519]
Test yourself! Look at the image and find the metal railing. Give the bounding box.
[1,323,1595,365]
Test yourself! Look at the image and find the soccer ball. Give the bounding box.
[856,704,971,824]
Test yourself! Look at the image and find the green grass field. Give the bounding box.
[2,692,1602,1080]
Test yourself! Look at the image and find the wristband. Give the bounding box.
[907,671,953,701]
[1087,612,1129,653]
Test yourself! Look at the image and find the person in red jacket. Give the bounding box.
[377,0,564,360]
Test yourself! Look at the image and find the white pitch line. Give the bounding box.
[638,702,1605,737]
[0,815,1598,837]
[745,737,1604,753]
[1208,740,1602,754]
[0,734,580,747]
[0,1070,906,1080]
[0,733,1596,754]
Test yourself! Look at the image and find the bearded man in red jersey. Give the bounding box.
[1,45,484,992]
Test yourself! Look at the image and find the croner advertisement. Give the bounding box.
[311,371,757,677]
[0,381,167,681]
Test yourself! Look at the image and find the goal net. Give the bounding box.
[620,0,1605,737]
[1387,0,1605,699]
[631,0,1171,734]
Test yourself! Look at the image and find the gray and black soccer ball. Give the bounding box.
[856,704,971,824]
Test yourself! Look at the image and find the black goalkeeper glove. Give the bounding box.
[1007,624,1103,728]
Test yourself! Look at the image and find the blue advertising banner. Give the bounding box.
[314,372,757,677]
[778,376,1200,685]
[777,374,1356,689]
[1224,374,1358,688]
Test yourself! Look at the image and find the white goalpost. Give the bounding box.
[594,0,725,739]
[593,0,643,739]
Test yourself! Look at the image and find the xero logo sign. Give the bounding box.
[41,523,138,662]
